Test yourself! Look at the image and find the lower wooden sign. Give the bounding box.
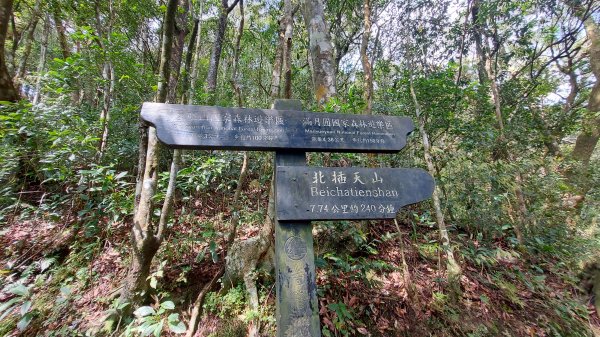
[276,167,435,221]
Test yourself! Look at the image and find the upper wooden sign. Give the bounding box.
[141,103,414,153]
[276,166,435,221]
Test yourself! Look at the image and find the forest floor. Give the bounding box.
[1,189,599,336]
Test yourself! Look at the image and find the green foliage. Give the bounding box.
[2,0,599,335]
[0,283,34,332]
[76,164,134,237]
[173,152,244,196]
[322,302,358,337]
[122,299,186,336]
[204,285,247,319]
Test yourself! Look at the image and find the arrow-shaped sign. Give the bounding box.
[276,166,435,221]
[141,103,414,153]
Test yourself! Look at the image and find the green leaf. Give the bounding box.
[60,286,72,296]
[17,313,33,331]
[153,320,164,337]
[141,323,158,336]
[168,313,179,322]
[160,300,175,310]
[0,304,18,321]
[20,301,32,316]
[116,300,130,310]
[149,277,158,289]
[0,297,20,313]
[134,306,156,317]
[10,284,29,297]
[40,257,55,272]
[168,320,186,334]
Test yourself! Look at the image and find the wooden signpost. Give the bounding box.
[141,102,414,152]
[276,167,434,221]
[140,100,434,337]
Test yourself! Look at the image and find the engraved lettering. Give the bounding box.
[285,236,307,260]
[353,172,365,185]
[312,171,325,184]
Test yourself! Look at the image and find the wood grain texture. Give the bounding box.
[276,167,434,221]
[141,102,414,152]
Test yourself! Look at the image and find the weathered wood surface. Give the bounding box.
[276,167,434,221]
[273,99,321,337]
[140,102,414,152]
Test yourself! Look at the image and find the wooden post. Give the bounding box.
[273,99,321,337]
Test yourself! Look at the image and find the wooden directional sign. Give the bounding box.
[140,102,414,153]
[276,167,434,221]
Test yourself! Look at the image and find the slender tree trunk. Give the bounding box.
[409,74,461,280]
[281,0,294,99]
[120,0,178,315]
[140,18,157,73]
[52,0,71,59]
[270,3,287,100]
[206,0,240,104]
[484,50,526,244]
[228,3,260,335]
[15,0,41,82]
[229,0,244,107]
[167,0,190,104]
[360,0,373,114]
[99,63,114,157]
[188,0,205,103]
[300,0,336,106]
[471,0,488,84]
[32,13,50,105]
[98,0,115,158]
[471,2,527,244]
[181,18,199,104]
[9,9,19,69]
[571,11,600,165]
[0,0,18,102]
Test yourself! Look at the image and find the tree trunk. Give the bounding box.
[270,22,284,99]
[409,74,461,280]
[471,0,488,84]
[15,0,41,82]
[156,0,177,103]
[471,0,527,244]
[9,8,19,69]
[98,0,115,158]
[281,0,294,99]
[206,0,240,104]
[571,12,600,164]
[360,0,373,114]
[484,50,527,244]
[52,0,71,59]
[229,0,244,108]
[300,0,336,106]
[0,0,19,102]
[181,18,199,104]
[119,0,178,316]
[167,0,190,104]
[32,13,50,105]
[188,0,205,103]
[99,62,115,157]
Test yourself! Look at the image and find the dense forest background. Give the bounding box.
[0,0,599,336]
